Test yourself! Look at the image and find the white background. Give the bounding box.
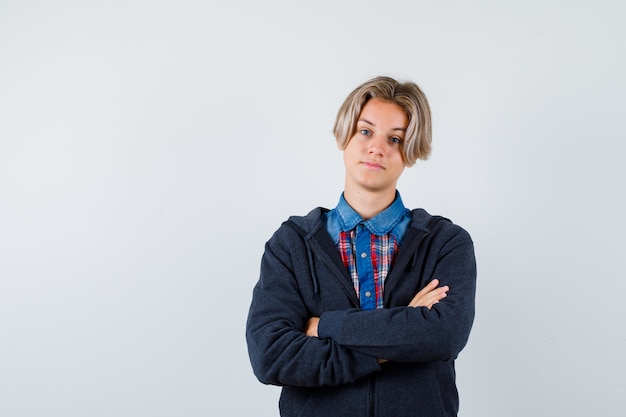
[1,1,625,416]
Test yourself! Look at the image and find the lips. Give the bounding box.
[362,160,384,170]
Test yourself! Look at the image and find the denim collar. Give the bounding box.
[335,191,407,236]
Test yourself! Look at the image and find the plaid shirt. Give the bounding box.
[325,193,411,310]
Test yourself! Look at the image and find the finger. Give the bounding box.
[426,285,449,298]
[411,279,440,300]
[408,281,448,308]
[427,278,440,289]
[410,286,449,308]
[426,287,449,309]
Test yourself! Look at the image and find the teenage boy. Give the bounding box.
[246,76,477,417]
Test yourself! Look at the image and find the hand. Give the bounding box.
[408,279,449,309]
[306,317,320,337]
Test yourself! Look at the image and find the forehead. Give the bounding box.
[358,98,408,127]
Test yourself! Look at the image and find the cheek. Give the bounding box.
[342,148,353,167]
[391,150,405,164]
[343,140,360,160]
[392,156,407,175]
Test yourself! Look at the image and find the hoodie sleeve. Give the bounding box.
[317,224,477,363]
[246,225,381,387]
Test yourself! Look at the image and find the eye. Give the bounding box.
[389,137,403,145]
[359,128,372,136]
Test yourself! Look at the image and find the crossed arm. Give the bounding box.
[248,224,475,386]
[305,278,449,337]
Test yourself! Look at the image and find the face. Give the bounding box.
[342,98,408,196]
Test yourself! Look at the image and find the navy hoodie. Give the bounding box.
[246,207,477,417]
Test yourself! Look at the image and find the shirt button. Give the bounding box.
[361,252,367,258]
[365,291,372,298]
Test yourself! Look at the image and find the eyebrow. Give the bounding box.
[358,117,407,132]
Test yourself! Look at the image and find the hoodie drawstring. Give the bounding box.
[306,244,320,297]
[284,220,320,298]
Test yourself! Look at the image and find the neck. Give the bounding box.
[343,188,397,220]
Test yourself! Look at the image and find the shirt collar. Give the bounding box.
[335,191,407,236]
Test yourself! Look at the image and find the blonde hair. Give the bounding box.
[333,76,432,166]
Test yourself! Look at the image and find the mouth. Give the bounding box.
[362,160,384,170]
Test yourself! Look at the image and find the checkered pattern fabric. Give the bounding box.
[338,229,398,309]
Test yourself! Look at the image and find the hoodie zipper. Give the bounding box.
[368,374,376,417]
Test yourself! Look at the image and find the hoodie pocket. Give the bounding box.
[376,362,447,417]
[280,382,370,417]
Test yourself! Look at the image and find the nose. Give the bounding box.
[368,134,386,156]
